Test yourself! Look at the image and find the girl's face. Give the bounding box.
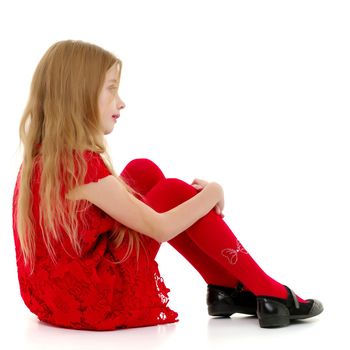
[98,63,125,135]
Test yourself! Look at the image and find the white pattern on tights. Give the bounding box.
[221,239,249,265]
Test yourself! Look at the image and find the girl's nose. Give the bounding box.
[118,97,126,109]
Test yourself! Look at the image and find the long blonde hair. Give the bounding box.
[16,39,146,274]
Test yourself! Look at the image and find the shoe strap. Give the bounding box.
[284,285,300,309]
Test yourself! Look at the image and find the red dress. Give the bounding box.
[12,150,179,330]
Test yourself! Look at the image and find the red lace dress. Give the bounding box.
[12,150,179,331]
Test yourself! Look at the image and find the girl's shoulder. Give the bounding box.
[76,149,112,185]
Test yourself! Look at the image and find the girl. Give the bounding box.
[12,39,323,331]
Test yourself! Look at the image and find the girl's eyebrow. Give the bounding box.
[108,79,118,83]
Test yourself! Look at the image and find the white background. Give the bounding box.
[0,0,349,349]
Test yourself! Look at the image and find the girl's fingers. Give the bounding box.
[214,205,224,218]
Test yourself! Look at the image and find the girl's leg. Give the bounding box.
[120,158,241,288]
[120,158,166,198]
[144,177,306,302]
[166,232,240,288]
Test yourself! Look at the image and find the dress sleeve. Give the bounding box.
[82,151,112,184]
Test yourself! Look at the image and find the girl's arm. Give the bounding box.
[66,175,221,243]
[158,182,222,242]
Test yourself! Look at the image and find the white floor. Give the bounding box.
[0,292,340,350]
[1,242,345,350]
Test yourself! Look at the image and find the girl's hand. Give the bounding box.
[191,178,225,218]
[191,178,209,189]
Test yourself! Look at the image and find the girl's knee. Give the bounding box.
[120,158,166,194]
[125,158,156,169]
[122,158,164,178]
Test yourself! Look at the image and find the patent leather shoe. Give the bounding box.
[207,283,257,317]
[257,285,324,328]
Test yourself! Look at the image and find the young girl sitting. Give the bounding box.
[12,39,323,331]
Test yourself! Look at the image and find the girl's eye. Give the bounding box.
[109,87,119,95]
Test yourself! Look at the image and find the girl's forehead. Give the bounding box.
[105,64,120,80]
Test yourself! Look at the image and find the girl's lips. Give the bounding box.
[112,114,120,120]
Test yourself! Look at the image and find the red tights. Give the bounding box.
[120,158,305,302]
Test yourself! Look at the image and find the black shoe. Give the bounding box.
[207,283,257,317]
[257,285,324,328]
